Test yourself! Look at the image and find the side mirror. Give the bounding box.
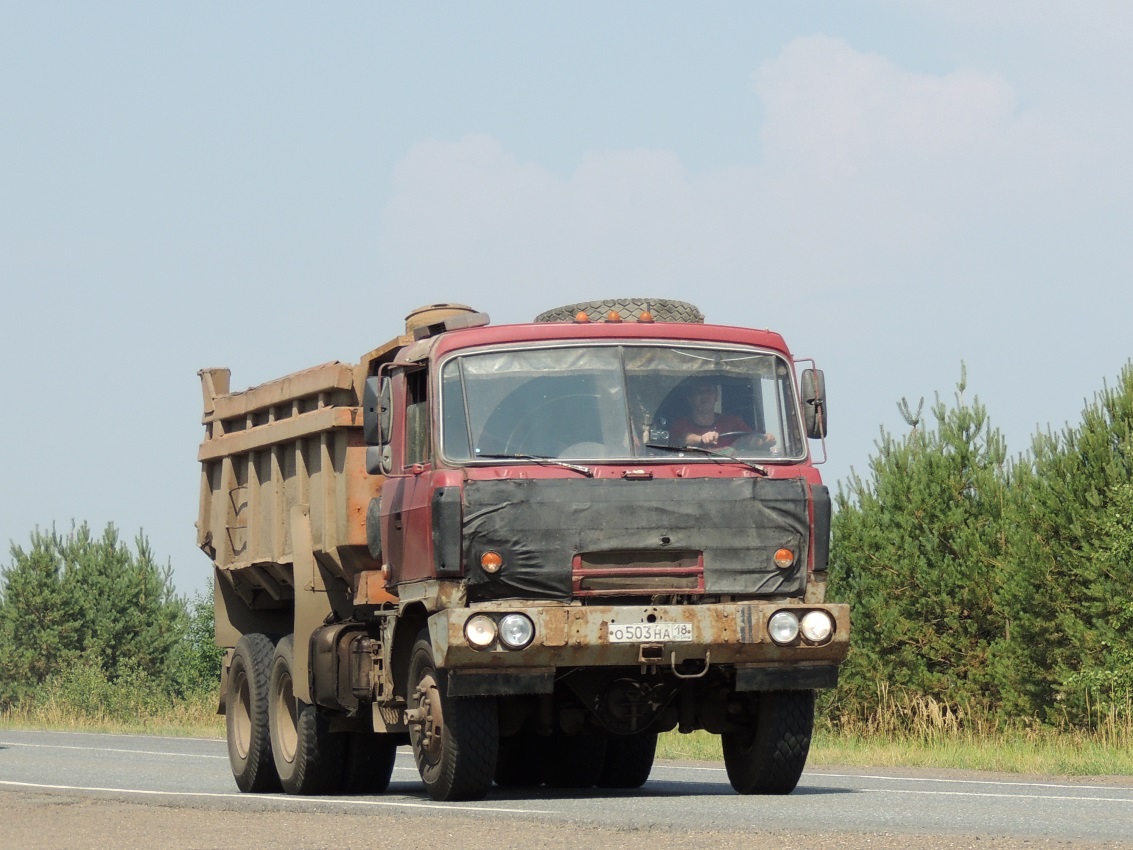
[363,376,392,445]
[364,376,394,475]
[800,369,828,439]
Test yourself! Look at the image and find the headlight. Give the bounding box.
[768,610,800,645]
[498,613,535,649]
[800,610,834,644]
[465,615,497,649]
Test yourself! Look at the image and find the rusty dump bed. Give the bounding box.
[196,348,404,603]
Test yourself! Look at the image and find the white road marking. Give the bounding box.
[0,780,558,814]
[811,770,1133,795]
[0,740,227,759]
[652,764,1133,802]
[874,787,1133,804]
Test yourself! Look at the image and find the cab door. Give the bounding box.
[381,367,436,585]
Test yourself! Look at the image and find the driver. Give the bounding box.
[672,378,775,450]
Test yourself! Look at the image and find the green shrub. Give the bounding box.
[828,368,1010,724]
[0,523,186,708]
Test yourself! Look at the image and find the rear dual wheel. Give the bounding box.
[494,733,544,788]
[268,635,346,795]
[542,732,608,788]
[340,731,399,794]
[227,632,398,796]
[495,730,657,790]
[226,634,280,793]
[599,732,657,789]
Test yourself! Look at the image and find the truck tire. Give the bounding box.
[597,731,657,789]
[226,633,281,793]
[407,630,498,801]
[494,733,544,788]
[340,732,399,794]
[534,298,704,324]
[722,690,815,795]
[268,635,347,795]
[542,732,608,788]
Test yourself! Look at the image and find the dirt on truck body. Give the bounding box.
[196,299,848,801]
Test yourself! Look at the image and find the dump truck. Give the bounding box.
[197,298,848,801]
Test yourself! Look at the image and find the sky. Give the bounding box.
[3,2,1132,596]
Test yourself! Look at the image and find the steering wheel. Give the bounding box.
[714,430,755,441]
[710,431,777,454]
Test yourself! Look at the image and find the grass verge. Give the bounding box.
[657,727,1133,777]
[0,688,224,740]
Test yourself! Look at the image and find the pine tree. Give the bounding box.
[997,364,1133,723]
[0,530,81,704]
[0,523,186,707]
[828,368,1010,722]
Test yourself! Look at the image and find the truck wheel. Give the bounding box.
[268,635,347,795]
[226,633,281,793]
[494,733,544,788]
[340,732,399,794]
[597,732,657,789]
[534,298,704,324]
[722,690,815,795]
[542,732,608,788]
[407,630,498,801]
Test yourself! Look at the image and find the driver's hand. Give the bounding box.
[701,430,719,446]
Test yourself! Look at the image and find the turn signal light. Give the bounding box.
[773,548,796,569]
[606,310,623,322]
[574,311,590,323]
[481,551,504,574]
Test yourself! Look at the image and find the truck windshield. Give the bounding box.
[440,344,806,463]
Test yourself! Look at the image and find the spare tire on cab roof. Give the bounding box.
[534,298,704,324]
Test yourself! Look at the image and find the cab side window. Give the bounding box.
[405,369,430,466]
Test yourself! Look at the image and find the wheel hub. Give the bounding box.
[410,674,444,765]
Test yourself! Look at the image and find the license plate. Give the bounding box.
[607,622,694,643]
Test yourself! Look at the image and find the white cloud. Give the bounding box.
[754,36,1020,176]
[378,35,1084,317]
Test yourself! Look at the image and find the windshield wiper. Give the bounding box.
[644,444,769,476]
[473,453,594,477]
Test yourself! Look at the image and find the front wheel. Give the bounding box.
[407,630,498,801]
[722,690,815,795]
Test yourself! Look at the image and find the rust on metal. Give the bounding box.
[430,601,850,671]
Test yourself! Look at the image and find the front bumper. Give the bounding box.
[428,600,849,693]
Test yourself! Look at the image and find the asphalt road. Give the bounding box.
[1,729,1132,849]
